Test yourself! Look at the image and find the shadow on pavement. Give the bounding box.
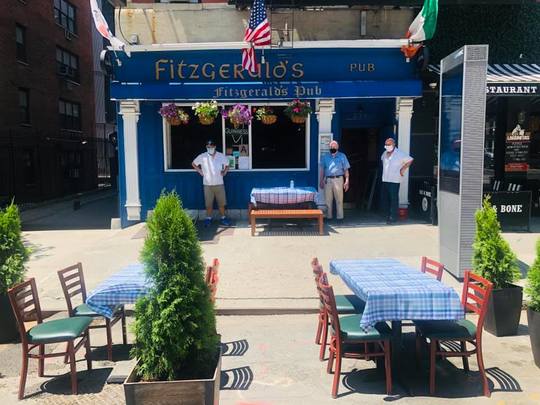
[30,368,113,398]
[220,366,253,390]
[221,340,249,357]
[91,344,133,362]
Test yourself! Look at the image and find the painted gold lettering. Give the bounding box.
[155,59,168,80]
[265,62,271,79]
[368,63,375,72]
[273,61,287,79]
[169,60,174,80]
[177,60,187,79]
[349,63,357,72]
[233,64,245,80]
[248,66,261,79]
[201,63,216,80]
[292,63,304,79]
[188,64,200,79]
[219,64,230,79]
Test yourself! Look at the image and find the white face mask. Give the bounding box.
[207,147,216,155]
[385,145,395,152]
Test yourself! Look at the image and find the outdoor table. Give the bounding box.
[250,186,317,207]
[329,258,463,374]
[86,263,151,318]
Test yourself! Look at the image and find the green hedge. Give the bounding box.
[428,4,540,63]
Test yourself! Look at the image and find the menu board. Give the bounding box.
[505,129,530,172]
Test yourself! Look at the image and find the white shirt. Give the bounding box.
[381,147,413,184]
[193,151,228,186]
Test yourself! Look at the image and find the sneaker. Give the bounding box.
[203,217,212,227]
[220,217,231,226]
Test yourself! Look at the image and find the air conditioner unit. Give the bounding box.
[64,29,74,41]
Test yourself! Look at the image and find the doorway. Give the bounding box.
[341,128,380,211]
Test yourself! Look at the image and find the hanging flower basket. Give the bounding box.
[222,104,252,128]
[254,106,277,125]
[159,104,190,126]
[192,101,219,126]
[284,99,312,124]
[199,116,215,126]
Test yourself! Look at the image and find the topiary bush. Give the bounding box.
[473,196,521,289]
[0,203,30,294]
[132,191,218,381]
[526,239,540,312]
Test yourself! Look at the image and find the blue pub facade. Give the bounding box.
[111,41,421,227]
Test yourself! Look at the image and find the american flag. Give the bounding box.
[242,0,271,73]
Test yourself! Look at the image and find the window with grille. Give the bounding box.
[56,47,79,82]
[18,88,30,124]
[59,99,81,130]
[16,24,27,62]
[54,0,77,34]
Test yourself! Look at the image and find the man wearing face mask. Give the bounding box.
[192,140,231,227]
[381,138,413,224]
[319,140,350,221]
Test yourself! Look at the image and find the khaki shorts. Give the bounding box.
[204,185,227,209]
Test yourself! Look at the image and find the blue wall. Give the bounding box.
[119,101,319,227]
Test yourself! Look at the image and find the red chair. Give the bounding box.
[311,258,364,361]
[318,272,392,398]
[420,256,444,281]
[415,270,493,396]
[205,258,220,303]
[8,278,92,399]
[58,263,127,361]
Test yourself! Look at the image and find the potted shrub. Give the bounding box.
[284,99,312,124]
[124,191,221,405]
[192,100,219,125]
[221,104,252,128]
[0,203,30,343]
[473,196,522,336]
[254,106,277,125]
[526,239,540,367]
[158,103,189,126]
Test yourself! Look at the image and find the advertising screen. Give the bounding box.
[439,65,464,194]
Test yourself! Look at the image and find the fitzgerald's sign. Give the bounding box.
[111,48,421,100]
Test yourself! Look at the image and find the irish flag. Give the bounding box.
[407,0,439,42]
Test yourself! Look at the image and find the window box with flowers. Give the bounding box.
[284,99,312,124]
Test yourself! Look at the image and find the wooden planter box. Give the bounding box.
[124,348,222,405]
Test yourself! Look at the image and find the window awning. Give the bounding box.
[428,63,540,84]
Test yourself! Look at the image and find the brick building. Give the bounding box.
[0,0,99,203]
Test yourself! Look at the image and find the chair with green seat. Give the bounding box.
[311,258,365,361]
[318,272,392,398]
[414,270,493,397]
[58,263,127,362]
[8,278,92,400]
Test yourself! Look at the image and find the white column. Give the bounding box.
[119,100,141,221]
[397,97,414,207]
[316,99,335,190]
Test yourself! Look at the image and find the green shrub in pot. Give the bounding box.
[473,196,522,336]
[131,191,219,381]
[0,203,30,342]
[526,239,540,367]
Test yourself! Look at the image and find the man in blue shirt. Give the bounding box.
[319,140,350,220]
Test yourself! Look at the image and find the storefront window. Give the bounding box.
[165,103,309,171]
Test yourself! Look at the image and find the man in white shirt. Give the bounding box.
[192,140,231,227]
[381,138,413,224]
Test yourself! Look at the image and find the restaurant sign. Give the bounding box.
[487,84,539,96]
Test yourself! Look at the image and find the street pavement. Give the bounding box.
[0,193,538,404]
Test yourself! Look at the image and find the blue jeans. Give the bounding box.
[382,182,400,221]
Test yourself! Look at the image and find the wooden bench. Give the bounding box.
[249,208,324,236]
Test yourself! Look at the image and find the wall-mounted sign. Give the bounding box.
[505,126,530,172]
[486,84,539,96]
[488,191,531,231]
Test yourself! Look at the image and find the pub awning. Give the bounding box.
[428,63,540,83]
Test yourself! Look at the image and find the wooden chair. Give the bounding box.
[205,258,220,303]
[318,272,392,398]
[58,263,127,362]
[311,258,365,361]
[420,256,444,281]
[8,278,93,400]
[415,270,493,396]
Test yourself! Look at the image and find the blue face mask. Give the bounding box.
[207,147,216,155]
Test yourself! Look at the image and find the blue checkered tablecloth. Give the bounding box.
[330,258,464,329]
[250,187,318,206]
[86,264,152,318]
